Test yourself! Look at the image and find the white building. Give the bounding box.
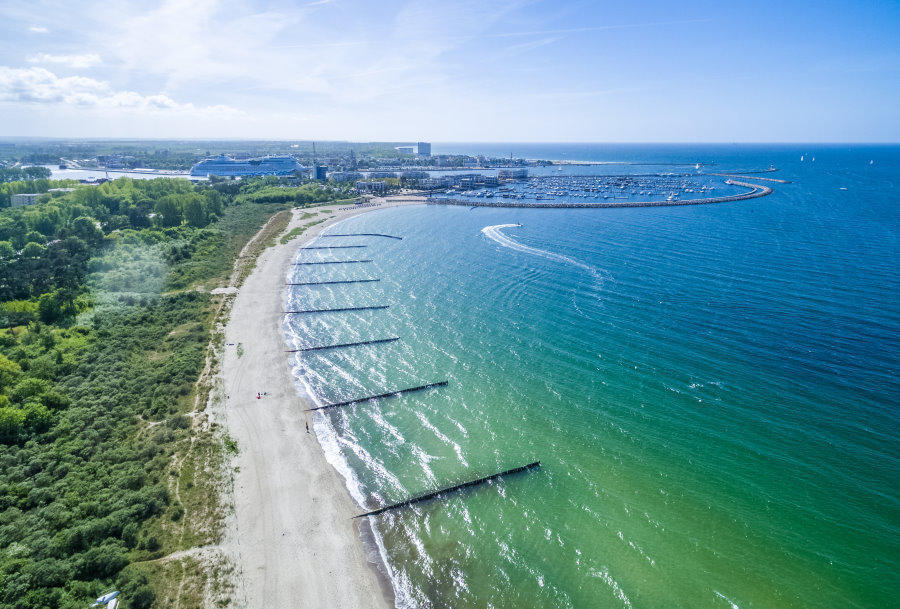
[498,168,528,180]
[356,180,387,194]
[11,193,42,207]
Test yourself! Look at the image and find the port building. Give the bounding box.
[190,155,303,177]
[498,168,528,180]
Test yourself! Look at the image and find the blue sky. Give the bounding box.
[0,0,898,141]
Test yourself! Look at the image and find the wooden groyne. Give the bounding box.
[292,259,373,266]
[427,180,773,209]
[300,245,367,250]
[286,279,380,286]
[354,461,542,518]
[283,305,389,315]
[323,233,403,240]
[286,336,399,353]
[306,381,449,412]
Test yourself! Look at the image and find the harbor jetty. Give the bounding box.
[354,461,542,518]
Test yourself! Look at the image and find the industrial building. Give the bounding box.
[189,155,303,177]
[395,146,415,154]
[312,165,328,180]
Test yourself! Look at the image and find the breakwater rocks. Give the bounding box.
[427,180,773,209]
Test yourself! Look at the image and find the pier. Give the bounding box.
[300,245,367,250]
[286,337,399,353]
[322,233,403,240]
[286,279,380,286]
[354,461,542,518]
[292,259,373,266]
[306,381,449,412]
[283,305,389,314]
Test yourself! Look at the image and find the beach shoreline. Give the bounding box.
[218,195,424,609]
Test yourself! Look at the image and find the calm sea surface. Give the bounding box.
[286,145,898,608]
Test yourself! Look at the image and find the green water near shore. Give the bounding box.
[287,146,898,608]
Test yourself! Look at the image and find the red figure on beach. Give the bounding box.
[256,392,261,400]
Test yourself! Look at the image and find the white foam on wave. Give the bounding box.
[588,567,633,609]
[284,222,421,609]
[481,224,603,285]
[714,591,740,609]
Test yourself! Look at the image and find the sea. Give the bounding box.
[284,144,898,609]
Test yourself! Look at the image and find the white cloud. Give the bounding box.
[0,66,240,117]
[28,53,102,69]
[28,25,49,33]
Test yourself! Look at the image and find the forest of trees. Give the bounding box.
[0,167,51,184]
[0,175,345,608]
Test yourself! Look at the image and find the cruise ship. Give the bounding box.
[189,155,303,177]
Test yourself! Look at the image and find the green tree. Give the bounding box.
[155,196,183,227]
[23,402,53,434]
[0,353,22,390]
[183,195,208,227]
[21,242,45,258]
[38,290,77,324]
[0,407,24,443]
[71,216,103,245]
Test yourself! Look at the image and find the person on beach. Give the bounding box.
[306,421,310,434]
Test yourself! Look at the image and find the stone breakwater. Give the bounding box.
[427,180,773,209]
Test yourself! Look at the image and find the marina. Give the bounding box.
[428,175,772,208]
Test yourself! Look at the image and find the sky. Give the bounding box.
[0,0,898,142]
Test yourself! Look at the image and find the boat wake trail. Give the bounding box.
[481,224,603,285]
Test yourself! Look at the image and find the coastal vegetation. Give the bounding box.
[0,175,346,608]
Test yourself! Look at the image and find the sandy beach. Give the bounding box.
[219,196,424,609]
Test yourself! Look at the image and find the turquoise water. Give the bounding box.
[286,146,898,608]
